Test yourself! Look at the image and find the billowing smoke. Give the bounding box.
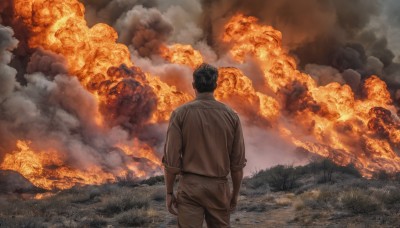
[0,24,161,187]
[83,0,204,56]
[115,6,173,57]
[27,48,68,76]
[0,25,19,156]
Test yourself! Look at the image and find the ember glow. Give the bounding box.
[1,0,400,190]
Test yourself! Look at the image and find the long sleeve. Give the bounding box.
[230,115,246,171]
[162,111,183,175]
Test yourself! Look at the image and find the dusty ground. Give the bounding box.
[1,161,400,227]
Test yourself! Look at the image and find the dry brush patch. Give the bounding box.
[0,183,164,227]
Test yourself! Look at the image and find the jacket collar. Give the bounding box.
[196,92,215,101]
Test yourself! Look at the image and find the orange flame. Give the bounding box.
[161,44,204,68]
[0,141,115,190]
[222,14,400,177]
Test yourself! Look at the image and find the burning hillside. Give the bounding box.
[0,0,400,190]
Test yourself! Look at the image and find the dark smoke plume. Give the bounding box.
[201,0,380,65]
[115,6,173,57]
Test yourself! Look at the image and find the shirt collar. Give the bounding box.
[196,92,215,101]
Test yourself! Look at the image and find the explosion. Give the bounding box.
[1,0,400,190]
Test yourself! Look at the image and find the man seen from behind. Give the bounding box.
[162,63,246,227]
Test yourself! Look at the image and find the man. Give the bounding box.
[162,63,246,227]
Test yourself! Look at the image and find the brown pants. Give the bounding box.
[177,173,231,228]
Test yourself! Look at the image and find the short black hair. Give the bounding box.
[193,63,218,92]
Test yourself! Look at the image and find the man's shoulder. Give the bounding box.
[173,99,239,118]
[172,100,196,116]
[215,100,238,114]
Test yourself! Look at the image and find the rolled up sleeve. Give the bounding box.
[162,111,182,175]
[230,115,246,172]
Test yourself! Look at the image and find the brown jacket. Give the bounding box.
[162,92,246,177]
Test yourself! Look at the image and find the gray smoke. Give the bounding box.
[83,0,157,26]
[27,48,68,76]
[115,5,173,57]
[0,29,18,109]
[304,64,345,86]
[83,0,204,56]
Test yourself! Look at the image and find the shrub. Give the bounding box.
[379,190,400,209]
[245,175,268,190]
[116,175,138,187]
[116,209,153,227]
[372,170,391,181]
[316,159,335,183]
[266,165,299,191]
[140,175,164,186]
[340,188,380,214]
[99,190,149,216]
[81,217,108,228]
[150,188,165,202]
[316,187,337,206]
[246,165,299,191]
[0,217,45,228]
[305,159,361,179]
[335,164,361,177]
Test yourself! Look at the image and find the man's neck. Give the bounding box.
[196,92,215,100]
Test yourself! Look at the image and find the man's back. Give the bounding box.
[165,92,245,178]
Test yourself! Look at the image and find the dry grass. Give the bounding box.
[0,183,162,227]
[116,208,156,227]
[340,188,381,214]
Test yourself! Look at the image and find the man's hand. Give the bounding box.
[164,170,178,215]
[166,193,178,216]
[229,195,238,212]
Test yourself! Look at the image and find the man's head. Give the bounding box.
[192,63,218,93]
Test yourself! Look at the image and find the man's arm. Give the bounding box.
[229,115,246,212]
[164,171,176,195]
[230,169,243,211]
[162,111,182,215]
[164,171,178,215]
